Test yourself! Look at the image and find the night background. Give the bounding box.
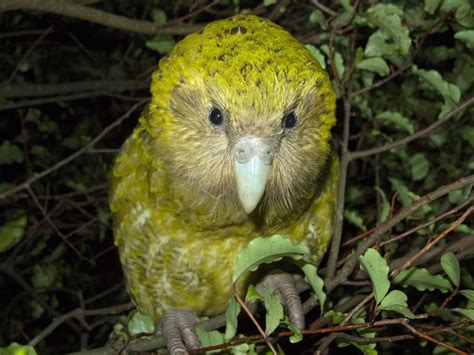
[0,1,473,354]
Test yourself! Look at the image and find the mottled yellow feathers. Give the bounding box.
[110,15,338,320]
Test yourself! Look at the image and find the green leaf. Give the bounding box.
[263,0,277,6]
[365,31,397,59]
[376,111,415,134]
[454,30,474,49]
[424,0,441,14]
[0,141,23,165]
[330,0,353,28]
[261,285,284,334]
[374,187,390,223]
[151,9,167,25]
[344,209,367,231]
[394,267,453,293]
[146,35,175,54]
[441,252,460,287]
[448,184,472,204]
[225,297,241,341]
[128,311,155,336]
[453,308,474,321]
[359,248,390,304]
[244,284,261,302]
[389,178,426,210]
[459,290,474,304]
[309,10,327,30]
[0,215,27,253]
[232,235,310,283]
[339,0,353,12]
[461,126,474,148]
[456,224,474,235]
[334,51,345,78]
[364,4,411,56]
[0,343,37,355]
[357,57,390,76]
[196,328,225,348]
[321,45,344,77]
[381,304,416,319]
[411,66,461,117]
[440,0,474,27]
[282,320,303,343]
[301,263,326,312]
[305,44,326,70]
[408,153,431,181]
[379,290,416,319]
[31,264,59,289]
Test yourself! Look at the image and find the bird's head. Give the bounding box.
[146,15,336,225]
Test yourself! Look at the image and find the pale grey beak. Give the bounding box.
[233,136,274,214]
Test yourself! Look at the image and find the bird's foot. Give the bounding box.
[160,309,200,355]
[256,270,305,330]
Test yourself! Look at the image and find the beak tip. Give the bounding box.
[241,199,258,214]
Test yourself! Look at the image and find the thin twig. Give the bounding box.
[233,289,278,355]
[325,174,474,292]
[26,186,84,259]
[351,63,412,98]
[310,0,337,16]
[380,196,473,247]
[28,303,133,347]
[3,26,53,86]
[392,205,473,278]
[0,98,148,200]
[401,320,468,355]
[350,96,474,160]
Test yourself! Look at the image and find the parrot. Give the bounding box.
[109,14,338,353]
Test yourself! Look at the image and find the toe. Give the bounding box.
[257,271,305,330]
[160,309,200,354]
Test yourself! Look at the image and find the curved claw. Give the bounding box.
[256,271,305,330]
[160,309,200,354]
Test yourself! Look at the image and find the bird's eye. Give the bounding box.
[209,106,225,128]
[283,111,297,130]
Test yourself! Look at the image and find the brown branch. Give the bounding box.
[0,91,148,111]
[233,289,277,355]
[326,94,350,281]
[0,98,148,200]
[310,0,337,17]
[0,0,204,35]
[392,205,473,278]
[0,265,61,318]
[4,26,53,86]
[0,79,149,98]
[325,28,357,281]
[325,174,474,293]
[380,196,473,247]
[28,303,133,347]
[26,186,84,259]
[401,320,468,355]
[350,96,474,160]
[351,63,412,97]
[194,315,429,353]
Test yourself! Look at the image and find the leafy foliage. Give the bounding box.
[0,0,473,354]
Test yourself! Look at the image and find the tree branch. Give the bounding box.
[325,174,474,292]
[0,0,204,35]
[28,303,133,347]
[350,96,474,160]
[0,79,149,98]
[0,98,148,200]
